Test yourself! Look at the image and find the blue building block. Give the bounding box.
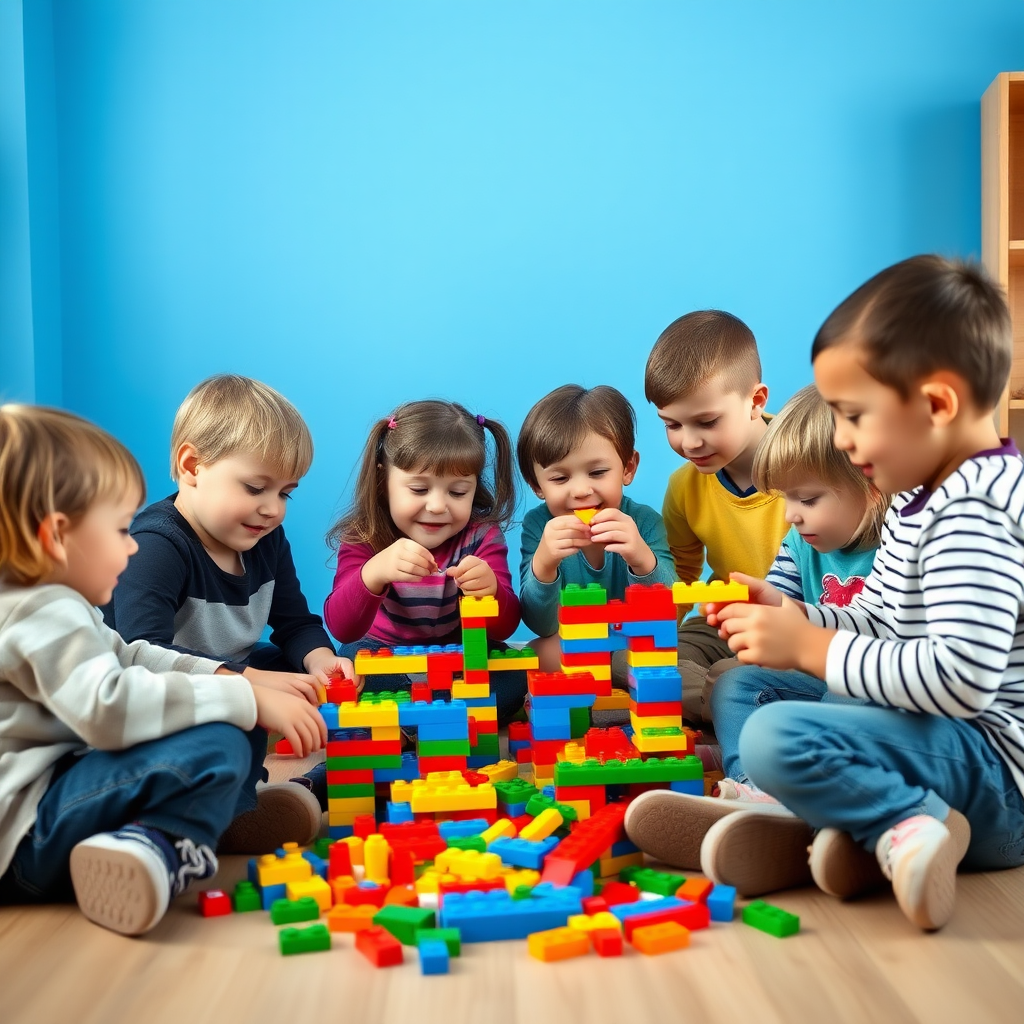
[418,938,450,975]
[707,885,737,922]
[399,699,469,728]
[458,695,499,708]
[328,825,355,839]
[670,779,704,796]
[417,721,471,741]
[497,801,527,818]
[387,801,414,823]
[488,836,560,870]
[610,896,692,922]
[438,884,582,941]
[319,704,340,730]
[438,818,490,839]
[374,752,422,782]
[301,851,328,878]
[259,882,286,910]
[530,692,599,710]
[531,721,573,741]
[610,838,640,858]
[557,635,628,655]
[627,667,684,704]
[467,755,500,769]
[613,619,678,647]
[571,869,595,896]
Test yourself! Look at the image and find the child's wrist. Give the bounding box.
[532,552,559,584]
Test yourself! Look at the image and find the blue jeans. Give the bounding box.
[738,698,1024,870]
[710,664,861,782]
[0,722,258,903]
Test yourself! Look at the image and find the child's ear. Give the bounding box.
[920,374,961,427]
[37,512,71,568]
[175,443,202,487]
[622,450,640,486]
[750,383,769,418]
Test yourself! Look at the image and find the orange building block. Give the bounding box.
[631,921,691,955]
[326,904,378,932]
[527,926,591,963]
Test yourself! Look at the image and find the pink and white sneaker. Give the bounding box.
[714,778,782,805]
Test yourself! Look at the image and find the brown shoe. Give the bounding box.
[701,809,814,896]
[810,828,887,899]
[624,790,794,871]
[217,783,323,855]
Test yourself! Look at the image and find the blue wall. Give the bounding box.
[6,1,1024,636]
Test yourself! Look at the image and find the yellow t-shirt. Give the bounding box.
[663,462,788,612]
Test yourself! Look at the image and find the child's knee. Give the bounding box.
[737,702,808,784]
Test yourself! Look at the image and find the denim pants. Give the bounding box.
[736,695,1024,870]
[0,722,259,903]
[710,664,858,782]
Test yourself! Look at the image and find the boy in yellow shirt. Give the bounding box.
[645,311,788,722]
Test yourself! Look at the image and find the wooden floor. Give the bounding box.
[2,754,1023,1024]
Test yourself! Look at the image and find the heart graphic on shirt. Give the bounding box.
[819,574,865,608]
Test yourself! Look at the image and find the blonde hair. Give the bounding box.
[170,375,313,481]
[752,385,890,551]
[0,405,145,586]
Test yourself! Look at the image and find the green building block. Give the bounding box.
[270,896,321,925]
[554,755,704,787]
[742,899,800,938]
[525,792,578,822]
[416,927,462,956]
[446,835,487,853]
[326,754,403,770]
[559,583,608,607]
[511,884,536,901]
[310,837,335,859]
[232,880,261,913]
[279,923,331,955]
[494,778,539,805]
[619,865,686,897]
[488,647,536,661]
[470,733,500,755]
[638,726,687,741]
[418,739,472,757]
[569,706,591,738]
[372,904,437,945]
[359,690,411,706]
[327,783,377,799]
[462,628,489,671]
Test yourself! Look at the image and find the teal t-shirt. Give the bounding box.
[765,525,877,607]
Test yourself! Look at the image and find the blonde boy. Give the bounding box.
[106,375,350,849]
[644,312,788,721]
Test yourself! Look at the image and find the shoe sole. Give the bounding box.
[624,790,791,871]
[701,811,814,896]
[70,841,168,936]
[893,810,971,931]
[217,783,324,855]
[810,828,887,900]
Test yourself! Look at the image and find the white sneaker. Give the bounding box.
[715,778,782,805]
[875,810,971,931]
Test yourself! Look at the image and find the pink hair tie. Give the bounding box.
[387,415,397,430]
[476,414,486,426]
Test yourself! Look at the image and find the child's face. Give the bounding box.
[814,343,934,494]
[387,465,478,551]
[177,452,298,558]
[781,477,867,554]
[656,375,767,476]
[59,493,141,606]
[531,432,638,517]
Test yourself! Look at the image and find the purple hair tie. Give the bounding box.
[476,414,486,426]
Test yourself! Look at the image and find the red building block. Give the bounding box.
[528,670,610,697]
[460,770,490,787]
[438,878,506,902]
[553,785,607,811]
[582,895,610,915]
[629,700,685,718]
[274,738,296,756]
[464,669,490,683]
[560,651,612,667]
[468,717,479,747]
[379,821,446,861]
[410,682,432,703]
[621,901,710,939]
[540,801,628,885]
[600,881,641,906]
[329,842,353,879]
[356,926,404,967]
[198,889,232,917]
[326,739,402,758]
[584,728,637,762]
[326,676,358,704]
[389,850,416,887]
[591,927,623,957]
[343,885,389,909]
[508,721,532,743]
[354,815,377,839]
[327,768,375,785]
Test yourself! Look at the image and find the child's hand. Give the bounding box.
[250,685,327,758]
[242,666,321,706]
[715,597,832,676]
[589,509,656,576]
[447,556,498,597]
[533,515,590,583]
[362,538,439,593]
[303,649,361,694]
[705,572,785,625]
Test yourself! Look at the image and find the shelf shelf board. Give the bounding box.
[1010,241,1024,266]
[1010,400,1024,410]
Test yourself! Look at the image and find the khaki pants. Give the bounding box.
[677,618,738,725]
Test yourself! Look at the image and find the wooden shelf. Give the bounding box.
[1010,400,1024,409]
[1010,240,1024,266]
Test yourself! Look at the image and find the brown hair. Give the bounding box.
[517,385,636,491]
[329,400,516,550]
[752,385,890,551]
[0,405,145,586]
[170,375,314,482]
[645,310,762,408]
[811,255,1012,410]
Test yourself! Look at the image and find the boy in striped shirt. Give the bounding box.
[700,256,1024,931]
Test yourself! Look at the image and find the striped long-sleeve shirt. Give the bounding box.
[0,583,257,878]
[805,445,1024,799]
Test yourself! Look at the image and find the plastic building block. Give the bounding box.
[285,876,332,911]
[590,927,624,957]
[270,896,321,925]
[488,835,560,870]
[418,938,451,975]
[439,885,583,942]
[676,878,714,903]
[554,755,702,788]
[599,881,641,906]
[198,889,232,917]
[279,923,331,955]
[540,801,627,885]
[620,865,687,897]
[524,792,578,822]
[706,885,737,922]
[459,595,500,618]
[372,904,437,945]
[528,926,591,962]
[631,920,690,955]
[343,882,389,908]
[415,927,462,956]
[617,899,710,939]
[519,807,563,842]
[559,583,608,607]
[326,904,378,932]
[742,899,800,937]
[671,579,749,605]
[232,881,261,913]
[356,925,405,967]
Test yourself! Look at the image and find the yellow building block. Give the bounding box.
[433,848,503,881]
[519,808,563,841]
[469,705,498,723]
[629,712,683,732]
[474,759,519,783]
[481,819,517,845]
[390,779,415,804]
[459,595,500,618]
[408,780,497,813]
[488,652,539,671]
[363,834,391,885]
[568,911,622,932]
[330,875,356,903]
[671,579,749,605]
[354,650,430,675]
[557,742,587,764]
[340,836,364,866]
[256,846,312,887]
[452,681,491,699]
[592,688,631,711]
[632,920,691,954]
[501,868,540,893]
[528,926,591,962]
[286,875,332,912]
[369,725,402,741]
[327,795,376,814]
[559,799,591,821]
[598,851,644,877]
[626,650,678,668]
[557,621,609,641]
[338,700,400,728]
[414,869,457,894]
[561,663,611,681]
[632,728,696,755]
